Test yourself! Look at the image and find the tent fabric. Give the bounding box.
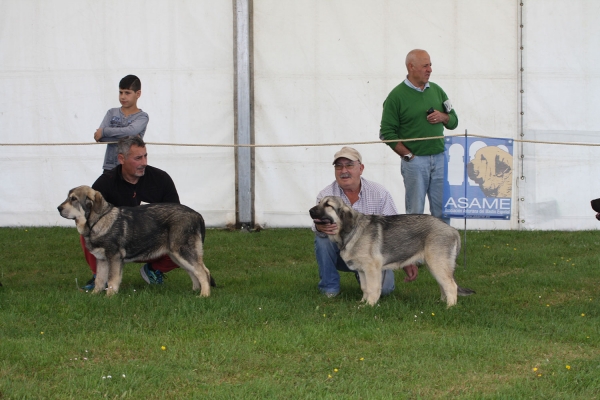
[1,0,599,230]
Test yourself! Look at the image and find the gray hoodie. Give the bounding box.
[98,108,149,170]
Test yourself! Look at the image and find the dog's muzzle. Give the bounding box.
[309,206,332,224]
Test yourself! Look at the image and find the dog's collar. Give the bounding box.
[85,207,113,233]
[338,224,358,251]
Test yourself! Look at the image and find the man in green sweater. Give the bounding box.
[379,49,458,224]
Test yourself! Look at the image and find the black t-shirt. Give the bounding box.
[91,165,180,207]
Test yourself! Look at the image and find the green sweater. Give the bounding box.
[379,81,458,155]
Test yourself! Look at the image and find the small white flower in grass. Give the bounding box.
[122,374,126,378]
[107,375,112,379]
[102,376,106,379]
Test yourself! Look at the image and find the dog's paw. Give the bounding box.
[365,295,380,306]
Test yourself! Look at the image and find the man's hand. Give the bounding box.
[94,128,103,142]
[314,220,338,235]
[402,264,418,282]
[426,111,449,125]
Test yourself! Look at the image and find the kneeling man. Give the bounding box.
[312,147,417,297]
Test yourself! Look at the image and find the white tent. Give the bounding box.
[1,0,599,230]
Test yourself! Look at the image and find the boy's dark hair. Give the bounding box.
[119,75,141,92]
[117,136,145,158]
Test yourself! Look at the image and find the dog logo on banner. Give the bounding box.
[443,137,513,219]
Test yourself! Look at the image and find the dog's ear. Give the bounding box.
[92,191,104,214]
[494,153,512,176]
[338,205,355,235]
[84,194,94,214]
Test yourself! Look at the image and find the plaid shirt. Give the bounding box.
[313,177,397,234]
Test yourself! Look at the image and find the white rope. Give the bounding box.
[0,133,599,147]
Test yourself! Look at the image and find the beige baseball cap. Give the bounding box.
[333,146,362,164]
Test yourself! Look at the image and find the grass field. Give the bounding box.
[0,227,599,399]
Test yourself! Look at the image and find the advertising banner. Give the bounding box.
[443,136,513,220]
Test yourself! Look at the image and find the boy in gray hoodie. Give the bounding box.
[94,75,149,173]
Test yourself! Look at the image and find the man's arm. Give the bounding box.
[159,173,180,204]
[444,108,458,130]
[94,111,113,142]
[380,95,414,159]
[438,87,458,130]
[379,96,402,151]
[380,191,398,216]
[98,113,149,142]
[392,142,413,159]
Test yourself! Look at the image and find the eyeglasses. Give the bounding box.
[334,162,360,170]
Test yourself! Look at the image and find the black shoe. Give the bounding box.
[81,275,96,290]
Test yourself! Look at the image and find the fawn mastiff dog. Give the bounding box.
[57,185,212,297]
[467,146,513,198]
[309,196,474,307]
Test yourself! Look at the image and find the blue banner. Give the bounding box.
[443,136,513,220]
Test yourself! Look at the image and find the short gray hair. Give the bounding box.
[117,136,146,158]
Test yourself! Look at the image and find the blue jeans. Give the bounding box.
[401,152,450,224]
[314,234,395,295]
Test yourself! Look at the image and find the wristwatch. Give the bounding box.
[402,152,413,162]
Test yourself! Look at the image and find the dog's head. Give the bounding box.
[309,196,355,233]
[467,146,513,197]
[57,186,105,233]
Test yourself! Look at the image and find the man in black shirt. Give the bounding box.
[81,136,182,290]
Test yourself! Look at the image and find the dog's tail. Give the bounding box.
[457,285,475,296]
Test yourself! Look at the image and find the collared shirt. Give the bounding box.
[313,177,397,234]
[404,77,430,93]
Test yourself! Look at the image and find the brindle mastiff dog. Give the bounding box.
[310,196,474,307]
[58,185,212,297]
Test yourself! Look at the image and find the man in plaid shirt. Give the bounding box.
[312,147,418,298]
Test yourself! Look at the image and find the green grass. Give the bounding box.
[0,227,599,399]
